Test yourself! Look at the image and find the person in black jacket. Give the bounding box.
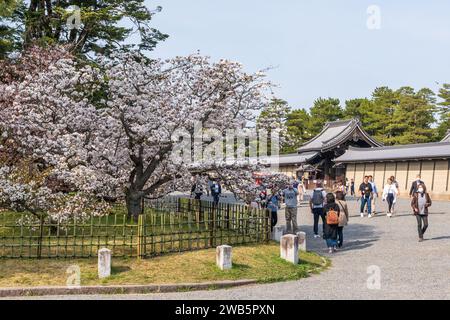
[210,179,222,206]
[359,176,373,218]
[323,193,340,254]
[409,174,425,197]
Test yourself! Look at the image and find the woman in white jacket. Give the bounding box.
[382,177,399,217]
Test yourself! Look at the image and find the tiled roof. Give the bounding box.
[297,119,383,152]
[443,130,450,142]
[334,142,450,163]
[252,152,319,165]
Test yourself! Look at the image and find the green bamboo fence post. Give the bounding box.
[137,214,146,259]
[37,214,44,259]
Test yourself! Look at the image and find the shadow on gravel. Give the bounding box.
[426,236,450,241]
[299,223,378,253]
[336,239,377,252]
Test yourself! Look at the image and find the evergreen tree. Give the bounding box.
[343,98,378,136]
[384,87,436,145]
[284,108,312,153]
[0,0,25,59]
[0,0,167,59]
[437,83,450,139]
[308,97,343,136]
[256,98,291,154]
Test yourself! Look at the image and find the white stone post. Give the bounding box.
[216,245,232,270]
[98,248,112,279]
[272,225,284,242]
[280,234,299,264]
[297,231,306,252]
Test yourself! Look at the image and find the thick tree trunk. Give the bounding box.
[125,187,144,222]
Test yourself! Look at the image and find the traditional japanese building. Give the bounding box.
[335,138,450,200]
[268,119,383,188]
[443,130,450,143]
[268,120,450,199]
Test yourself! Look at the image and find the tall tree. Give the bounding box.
[308,97,343,136]
[384,87,436,145]
[1,0,167,58]
[256,98,291,153]
[1,48,273,220]
[369,87,399,143]
[437,83,450,139]
[284,108,311,153]
[0,0,25,59]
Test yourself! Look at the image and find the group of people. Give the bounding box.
[281,173,433,254]
[191,172,433,250]
[190,177,222,206]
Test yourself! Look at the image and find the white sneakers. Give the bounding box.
[361,213,374,218]
[314,234,321,239]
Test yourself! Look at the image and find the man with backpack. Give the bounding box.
[309,181,327,238]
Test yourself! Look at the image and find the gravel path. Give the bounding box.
[6,199,450,300]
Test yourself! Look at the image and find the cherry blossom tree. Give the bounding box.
[1,47,276,221]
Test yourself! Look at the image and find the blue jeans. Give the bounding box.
[360,196,372,214]
[326,238,337,248]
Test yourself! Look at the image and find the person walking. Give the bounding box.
[323,193,340,253]
[409,174,425,197]
[283,183,299,234]
[267,191,281,232]
[411,183,432,242]
[350,179,355,196]
[309,181,327,238]
[210,179,222,206]
[368,175,379,215]
[390,176,400,196]
[335,191,348,248]
[335,180,346,195]
[206,177,212,197]
[298,180,305,202]
[359,176,373,218]
[382,177,399,217]
[191,178,204,200]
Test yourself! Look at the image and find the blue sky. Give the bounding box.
[141,0,450,110]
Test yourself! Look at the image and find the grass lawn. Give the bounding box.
[0,242,329,288]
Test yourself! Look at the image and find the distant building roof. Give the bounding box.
[443,130,450,142]
[335,142,450,163]
[297,119,383,153]
[251,152,318,166]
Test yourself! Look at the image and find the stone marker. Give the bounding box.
[297,231,306,252]
[98,248,112,279]
[280,234,299,264]
[216,245,232,270]
[272,225,284,242]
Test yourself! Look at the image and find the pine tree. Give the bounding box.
[256,98,291,154]
[284,108,312,153]
[437,83,450,139]
[1,0,168,59]
[308,97,343,136]
[384,87,436,145]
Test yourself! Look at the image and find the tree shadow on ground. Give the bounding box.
[231,263,251,270]
[111,266,131,274]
